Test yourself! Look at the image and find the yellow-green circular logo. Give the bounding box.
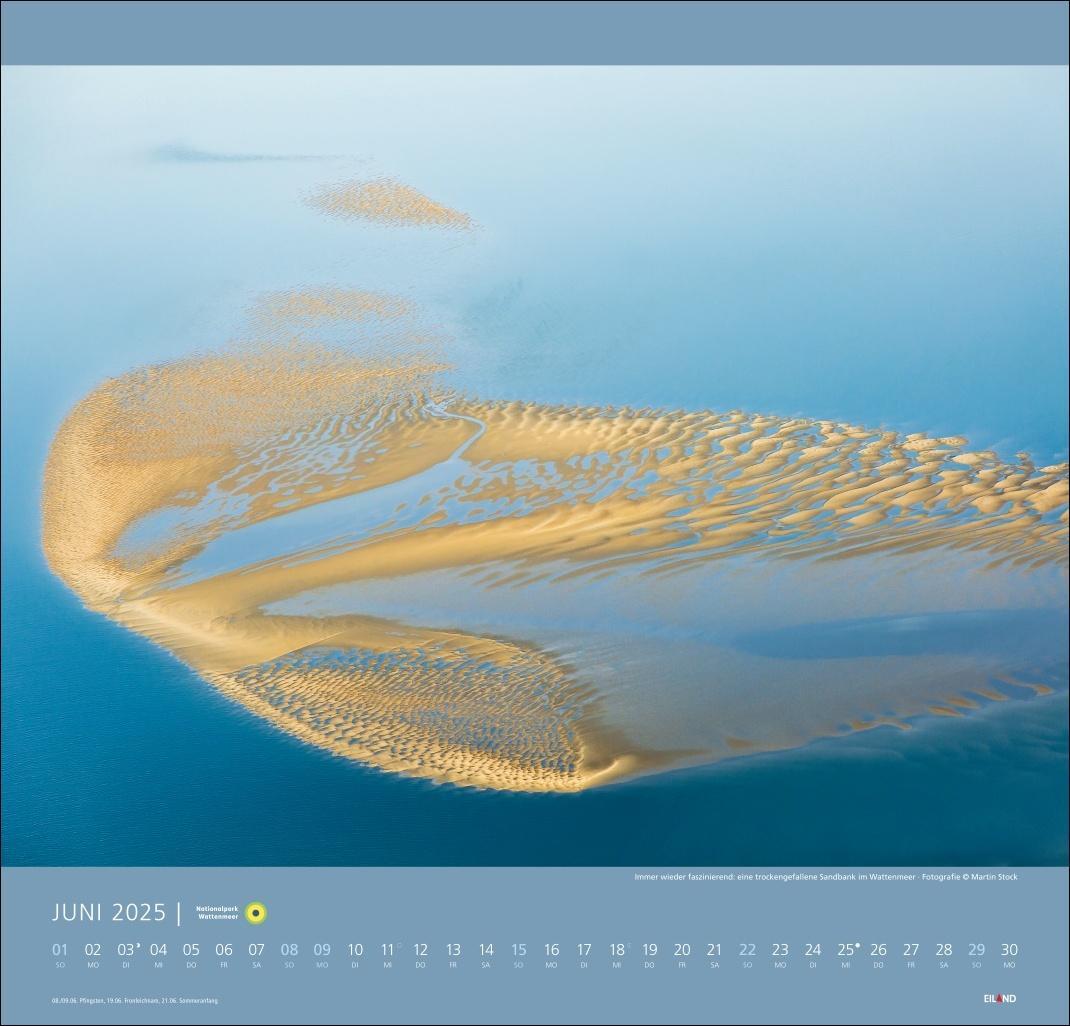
[244,901,267,925]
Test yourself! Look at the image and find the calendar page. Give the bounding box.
[2,4,1067,1024]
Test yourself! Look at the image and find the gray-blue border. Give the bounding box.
[2,0,1068,66]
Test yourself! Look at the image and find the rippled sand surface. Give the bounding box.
[42,330,1068,791]
[39,165,1068,793]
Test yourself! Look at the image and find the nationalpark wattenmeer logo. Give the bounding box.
[243,902,267,926]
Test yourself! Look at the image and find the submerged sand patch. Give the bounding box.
[308,177,474,229]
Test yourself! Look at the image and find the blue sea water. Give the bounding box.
[2,66,1067,865]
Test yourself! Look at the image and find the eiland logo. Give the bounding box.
[984,993,1017,1004]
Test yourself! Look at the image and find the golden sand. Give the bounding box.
[249,287,413,327]
[42,342,1068,792]
[308,177,473,228]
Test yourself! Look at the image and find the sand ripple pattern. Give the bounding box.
[41,339,1068,791]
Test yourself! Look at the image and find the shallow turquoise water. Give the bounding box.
[2,66,1067,865]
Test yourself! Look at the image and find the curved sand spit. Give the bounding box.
[41,336,1068,792]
